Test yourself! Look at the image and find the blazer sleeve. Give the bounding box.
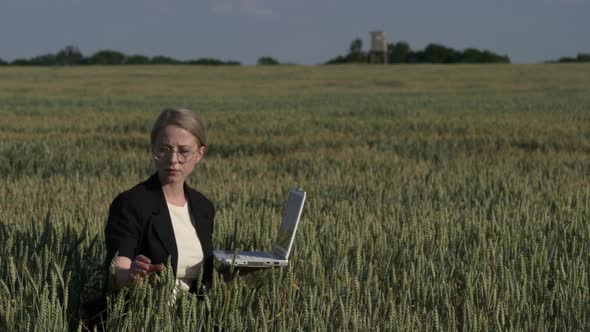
[208,200,216,232]
[198,201,215,290]
[105,193,142,262]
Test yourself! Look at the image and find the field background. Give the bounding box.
[0,64,589,330]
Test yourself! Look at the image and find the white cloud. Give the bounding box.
[213,0,234,16]
[212,0,273,17]
[239,0,273,17]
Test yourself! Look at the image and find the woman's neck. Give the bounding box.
[162,182,186,206]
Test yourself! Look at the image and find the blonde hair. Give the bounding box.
[150,108,207,147]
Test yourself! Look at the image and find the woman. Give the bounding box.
[105,108,215,293]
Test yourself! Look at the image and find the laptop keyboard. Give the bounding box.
[236,252,275,261]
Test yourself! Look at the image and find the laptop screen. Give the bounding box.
[274,189,305,258]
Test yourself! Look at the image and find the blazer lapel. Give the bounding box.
[145,174,178,260]
[185,185,212,255]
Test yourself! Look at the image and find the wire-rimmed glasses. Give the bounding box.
[153,146,197,164]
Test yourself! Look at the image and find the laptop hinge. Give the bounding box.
[272,244,287,259]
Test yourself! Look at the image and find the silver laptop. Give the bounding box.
[213,188,306,267]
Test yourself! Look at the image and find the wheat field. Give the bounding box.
[0,64,589,330]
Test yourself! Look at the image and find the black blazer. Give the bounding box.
[105,173,215,289]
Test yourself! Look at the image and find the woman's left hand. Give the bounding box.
[114,255,165,289]
[129,254,165,283]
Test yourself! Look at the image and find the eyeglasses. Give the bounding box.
[153,146,198,164]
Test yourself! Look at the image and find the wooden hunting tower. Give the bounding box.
[369,31,387,64]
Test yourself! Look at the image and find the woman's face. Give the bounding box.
[152,125,205,186]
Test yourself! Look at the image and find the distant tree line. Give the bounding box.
[3,43,585,66]
[257,56,280,65]
[326,38,511,64]
[0,46,241,66]
[548,53,590,63]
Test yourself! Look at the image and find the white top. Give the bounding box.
[167,202,204,292]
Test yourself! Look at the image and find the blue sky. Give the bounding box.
[0,0,588,64]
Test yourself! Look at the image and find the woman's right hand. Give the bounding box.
[114,255,165,289]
